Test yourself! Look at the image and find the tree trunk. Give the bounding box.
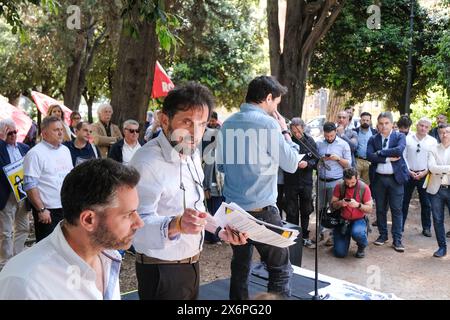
[326,89,351,122]
[111,9,158,126]
[82,90,95,123]
[64,17,107,111]
[267,0,345,119]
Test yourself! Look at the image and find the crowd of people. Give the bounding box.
[0,76,448,300]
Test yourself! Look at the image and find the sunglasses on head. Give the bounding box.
[7,130,18,136]
[125,128,140,134]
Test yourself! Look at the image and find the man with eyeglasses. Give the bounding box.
[402,118,437,237]
[0,119,30,270]
[336,110,358,167]
[130,82,247,300]
[426,124,450,257]
[367,112,409,252]
[64,122,101,166]
[429,113,448,143]
[0,159,144,299]
[108,119,145,166]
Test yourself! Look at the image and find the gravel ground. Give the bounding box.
[119,196,450,299]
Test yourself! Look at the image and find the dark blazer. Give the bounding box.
[108,139,145,163]
[0,140,30,210]
[367,131,409,185]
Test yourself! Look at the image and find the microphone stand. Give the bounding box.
[292,133,330,300]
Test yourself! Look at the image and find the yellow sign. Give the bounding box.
[2,158,27,202]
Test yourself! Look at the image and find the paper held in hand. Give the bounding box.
[213,202,299,248]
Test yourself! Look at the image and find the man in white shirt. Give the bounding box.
[130,82,247,300]
[402,118,437,237]
[0,159,144,299]
[108,119,145,165]
[426,124,450,257]
[23,116,73,242]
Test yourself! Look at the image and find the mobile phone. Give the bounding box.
[325,153,331,157]
[344,198,351,202]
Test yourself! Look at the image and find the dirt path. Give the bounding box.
[120,198,450,299]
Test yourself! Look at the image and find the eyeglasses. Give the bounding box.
[125,128,140,134]
[7,130,18,136]
[416,143,420,153]
[72,117,81,120]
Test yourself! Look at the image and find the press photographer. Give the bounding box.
[330,168,373,258]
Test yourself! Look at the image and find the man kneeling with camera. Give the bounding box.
[330,168,373,258]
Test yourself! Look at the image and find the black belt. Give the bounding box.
[249,205,277,213]
[319,177,341,182]
[136,253,200,265]
[412,169,426,173]
[441,185,450,189]
[376,173,394,176]
[356,156,368,160]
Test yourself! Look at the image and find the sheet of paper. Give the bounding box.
[214,202,299,248]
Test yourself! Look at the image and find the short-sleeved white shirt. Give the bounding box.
[23,141,73,208]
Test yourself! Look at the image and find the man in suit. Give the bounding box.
[426,124,450,258]
[367,112,409,252]
[92,103,123,158]
[108,119,145,165]
[0,119,30,270]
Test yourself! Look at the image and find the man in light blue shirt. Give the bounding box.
[354,112,377,184]
[317,122,352,211]
[217,76,303,300]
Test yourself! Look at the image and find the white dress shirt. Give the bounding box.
[404,134,437,171]
[376,131,394,174]
[122,140,141,165]
[129,132,205,261]
[0,222,122,300]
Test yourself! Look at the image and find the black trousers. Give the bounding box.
[135,261,200,300]
[31,208,64,242]
[284,185,314,238]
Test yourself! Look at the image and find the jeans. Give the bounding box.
[333,218,368,258]
[372,174,404,242]
[284,185,313,238]
[402,176,432,231]
[430,188,450,249]
[229,206,292,300]
[205,196,224,243]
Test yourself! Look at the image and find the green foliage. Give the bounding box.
[169,0,266,109]
[410,85,450,126]
[310,0,437,110]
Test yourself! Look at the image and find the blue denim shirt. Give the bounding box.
[217,103,302,211]
[356,128,374,159]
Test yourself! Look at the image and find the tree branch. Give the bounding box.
[267,0,281,76]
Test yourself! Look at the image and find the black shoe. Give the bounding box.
[433,247,447,258]
[371,220,378,227]
[355,246,365,258]
[422,229,432,237]
[446,231,450,238]
[374,236,388,246]
[392,240,405,252]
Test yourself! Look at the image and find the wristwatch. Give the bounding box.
[281,129,291,136]
[358,203,362,209]
[37,207,47,213]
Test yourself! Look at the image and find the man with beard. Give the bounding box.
[130,82,247,300]
[0,159,144,299]
[354,112,377,185]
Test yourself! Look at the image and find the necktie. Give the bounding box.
[382,138,388,149]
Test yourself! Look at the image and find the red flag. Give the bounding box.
[31,91,72,125]
[0,100,33,143]
[151,61,175,99]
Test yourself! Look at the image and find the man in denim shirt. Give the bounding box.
[217,76,304,300]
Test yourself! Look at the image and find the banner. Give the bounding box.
[151,61,175,99]
[2,158,27,202]
[0,100,33,143]
[30,91,72,125]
